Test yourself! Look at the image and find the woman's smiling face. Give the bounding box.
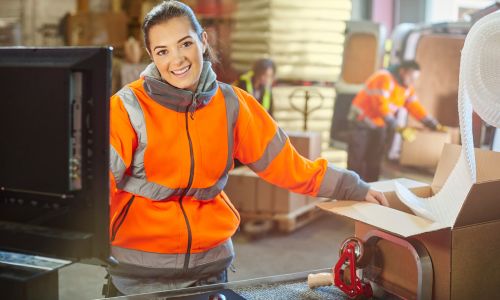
[147,16,207,92]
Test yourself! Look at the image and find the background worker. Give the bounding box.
[347,60,444,182]
[234,58,276,116]
[107,0,387,296]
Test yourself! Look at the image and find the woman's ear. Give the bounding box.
[201,31,208,54]
[145,48,153,61]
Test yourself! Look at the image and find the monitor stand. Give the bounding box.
[0,251,71,300]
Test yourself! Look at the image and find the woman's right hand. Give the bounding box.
[364,189,389,206]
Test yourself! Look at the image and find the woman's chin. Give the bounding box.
[165,79,192,91]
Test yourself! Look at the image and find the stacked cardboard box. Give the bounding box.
[230,0,351,82]
[319,144,500,299]
[287,131,322,160]
[224,131,323,214]
[399,127,460,169]
[224,167,309,214]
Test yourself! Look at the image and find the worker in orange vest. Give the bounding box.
[347,60,444,182]
[234,58,276,116]
[106,1,388,296]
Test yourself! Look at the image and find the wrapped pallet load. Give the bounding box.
[231,0,351,82]
[231,0,355,163]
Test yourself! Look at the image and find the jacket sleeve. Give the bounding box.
[404,87,429,121]
[232,87,369,201]
[109,93,138,197]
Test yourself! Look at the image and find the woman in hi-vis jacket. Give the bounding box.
[107,0,388,296]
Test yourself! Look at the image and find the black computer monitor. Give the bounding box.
[0,47,111,263]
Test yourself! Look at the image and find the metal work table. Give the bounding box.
[103,268,351,300]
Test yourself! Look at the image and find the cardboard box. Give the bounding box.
[255,180,308,214]
[273,188,308,214]
[224,131,322,214]
[66,12,127,48]
[399,127,459,169]
[318,144,500,299]
[225,167,308,214]
[287,131,322,160]
[224,167,258,213]
[255,178,274,213]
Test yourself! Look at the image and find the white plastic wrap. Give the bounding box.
[396,11,500,225]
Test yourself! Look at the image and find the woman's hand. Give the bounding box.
[364,189,389,206]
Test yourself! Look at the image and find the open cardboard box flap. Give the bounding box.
[318,144,500,237]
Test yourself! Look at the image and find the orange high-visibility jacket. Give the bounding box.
[109,63,368,290]
[351,70,429,127]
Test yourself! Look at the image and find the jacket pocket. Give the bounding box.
[220,192,240,222]
[111,195,135,242]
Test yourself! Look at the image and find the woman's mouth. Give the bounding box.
[171,65,191,76]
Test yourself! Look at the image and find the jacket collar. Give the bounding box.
[141,61,218,113]
[387,64,407,88]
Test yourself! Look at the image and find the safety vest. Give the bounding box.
[238,70,272,111]
[109,67,368,281]
[350,70,428,127]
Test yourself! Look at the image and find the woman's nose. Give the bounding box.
[171,49,185,65]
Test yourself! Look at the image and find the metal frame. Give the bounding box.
[362,229,433,300]
[100,268,332,300]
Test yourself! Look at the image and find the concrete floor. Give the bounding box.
[58,162,433,300]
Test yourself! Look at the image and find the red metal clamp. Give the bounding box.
[333,238,373,299]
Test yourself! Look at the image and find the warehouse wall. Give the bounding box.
[0,0,75,46]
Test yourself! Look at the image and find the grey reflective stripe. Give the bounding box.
[388,77,395,93]
[348,104,364,121]
[406,95,417,103]
[388,103,399,112]
[111,239,234,270]
[208,83,240,198]
[380,70,395,94]
[116,86,148,178]
[110,145,126,183]
[247,127,288,173]
[118,176,176,199]
[115,83,239,201]
[404,88,411,98]
[115,87,176,198]
[365,88,390,98]
[317,163,343,198]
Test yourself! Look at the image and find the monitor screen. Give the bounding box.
[0,47,111,263]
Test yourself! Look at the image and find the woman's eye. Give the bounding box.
[157,49,167,56]
[182,41,193,48]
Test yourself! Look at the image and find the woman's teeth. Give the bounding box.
[171,65,190,75]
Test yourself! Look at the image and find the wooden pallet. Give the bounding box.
[239,198,329,234]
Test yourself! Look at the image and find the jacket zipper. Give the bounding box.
[111,195,135,242]
[180,97,197,271]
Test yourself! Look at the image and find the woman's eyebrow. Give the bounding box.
[152,35,192,51]
[177,35,191,43]
[153,45,167,51]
